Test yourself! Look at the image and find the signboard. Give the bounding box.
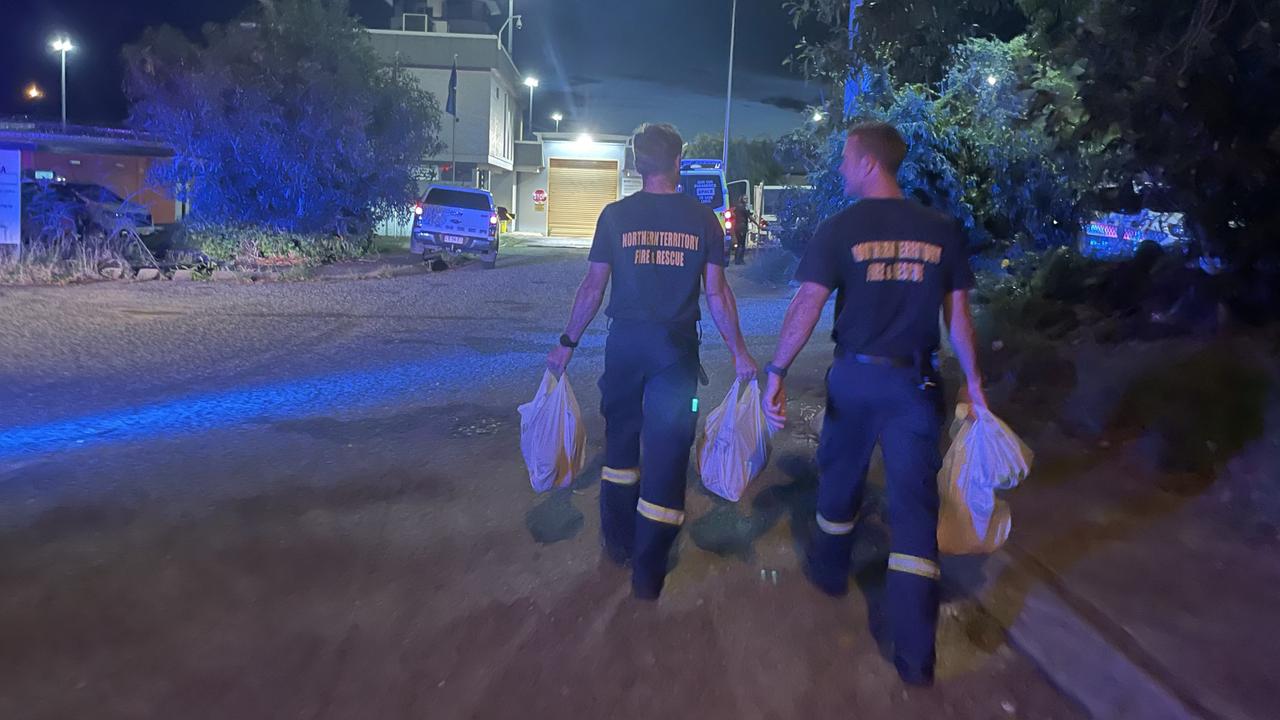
[532,188,547,211]
[690,177,719,205]
[0,149,21,248]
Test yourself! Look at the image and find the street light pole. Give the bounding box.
[721,0,737,170]
[523,76,539,140]
[59,49,67,126]
[508,0,515,57]
[50,37,74,128]
[551,112,563,132]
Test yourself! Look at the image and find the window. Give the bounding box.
[424,188,492,211]
[67,183,125,203]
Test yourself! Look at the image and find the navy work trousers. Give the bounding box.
[597,320,700,599]
[808,354,945,681]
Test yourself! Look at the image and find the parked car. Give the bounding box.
[411,185,500,269]
[1078,183,1191,259]
[20,180,155,237]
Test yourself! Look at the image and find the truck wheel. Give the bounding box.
[481,238,499,269]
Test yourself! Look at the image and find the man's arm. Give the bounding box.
[704,264,758,381]
[762,281,832,428]
[546,261,610,376]
[943,289,989,412]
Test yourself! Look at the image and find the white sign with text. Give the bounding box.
[0,149,20,246]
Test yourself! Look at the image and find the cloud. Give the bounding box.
[761,96,809,112]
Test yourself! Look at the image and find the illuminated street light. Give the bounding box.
[812,110,825,123]
[49,35,74,127]
[986,74,998,87]
[551,111,563,132]
[523,76,539,139]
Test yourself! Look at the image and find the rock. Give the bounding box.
[98,261,128,280]
[170,269,195,282]
[135,268,161,281]
[211,269,239,282]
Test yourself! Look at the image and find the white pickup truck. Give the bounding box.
[410,185,500,269]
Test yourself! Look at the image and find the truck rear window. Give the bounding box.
[424,189,491,211]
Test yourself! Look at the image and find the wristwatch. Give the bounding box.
[559,333,580,349]
[764,362,788,378]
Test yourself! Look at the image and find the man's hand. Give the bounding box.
[546,345,573,377]
[763,371,787,430]
[734,352,759,382]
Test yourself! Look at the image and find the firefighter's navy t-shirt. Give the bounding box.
[795,198,974,356]
[589,191,727,323]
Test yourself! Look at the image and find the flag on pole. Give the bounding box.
[446,57,458,117]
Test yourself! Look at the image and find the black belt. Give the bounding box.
[834,347,935,366]
[835,347,940,389]
[852,353,915,368]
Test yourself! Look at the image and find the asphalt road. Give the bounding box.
[0,243,1084,719]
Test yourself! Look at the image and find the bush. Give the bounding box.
[184,223,369,266]
[1113,345,1272,478]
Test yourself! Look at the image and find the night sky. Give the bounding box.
[2,0,819,138]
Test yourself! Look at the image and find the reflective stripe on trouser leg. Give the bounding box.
[888,553,940,580]
[816,513,855,535]
[637,499,685,526]
[602,466,640,486]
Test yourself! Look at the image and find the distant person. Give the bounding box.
[730,195,752,265]
[546,123,757,599]
[760,122,989,686]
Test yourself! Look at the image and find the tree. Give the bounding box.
[1019,0,1280,318]
[784,0,1024,89]
[683,134,788,193]
[773,35,1102,258]
[124,0,443,237]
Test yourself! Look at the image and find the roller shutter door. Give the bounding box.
[547,159,619,237]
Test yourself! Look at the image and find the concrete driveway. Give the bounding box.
[0,243,1082,719]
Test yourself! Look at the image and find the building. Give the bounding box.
[368,2,525,216]
[369,5,643,239]
[0,121,181,225]
[515,133,640,237]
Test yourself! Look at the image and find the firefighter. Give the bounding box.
[761,122,990,685]
[547,123,757,599]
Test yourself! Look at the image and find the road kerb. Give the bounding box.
[942,549,1204,720]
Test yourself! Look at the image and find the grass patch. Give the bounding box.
[1112,343,1273,476]
[370,235,409,255]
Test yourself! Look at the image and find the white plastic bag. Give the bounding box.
[937,404,1033,554]
[518,371,587,493]
[697,379,773,502]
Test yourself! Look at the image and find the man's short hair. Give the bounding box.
[847,122,908,174]
[632,123,683,177]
